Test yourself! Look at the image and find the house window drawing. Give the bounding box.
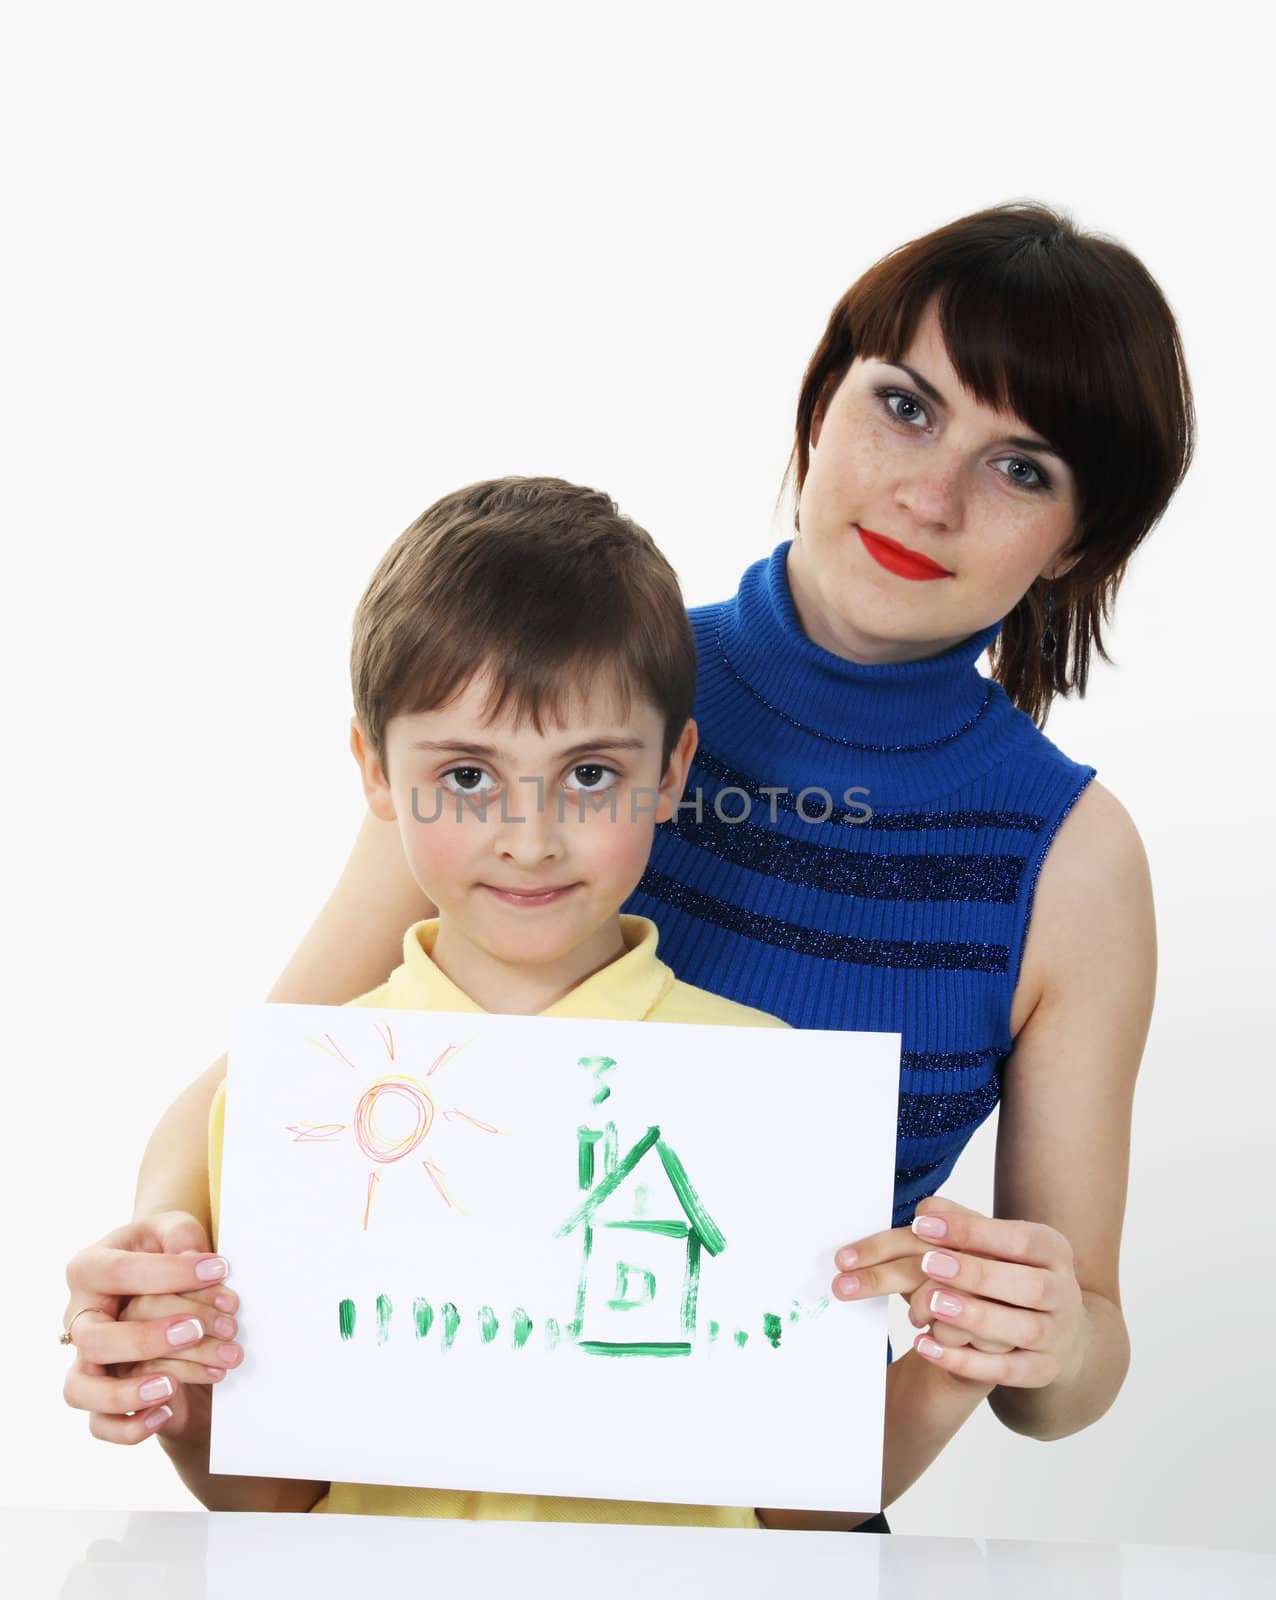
[554,1124,726,1357]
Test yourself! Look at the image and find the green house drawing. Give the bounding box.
[553,1124,726,1357]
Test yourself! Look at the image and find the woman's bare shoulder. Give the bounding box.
[1048,777,1149,878]
[1012,778,1155,1035]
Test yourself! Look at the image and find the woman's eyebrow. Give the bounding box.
[886,360,1064,460]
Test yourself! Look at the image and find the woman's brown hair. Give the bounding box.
[351,476,697,782]
[783,201,1195,727]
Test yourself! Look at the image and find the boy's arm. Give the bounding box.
[756,1349,994,1531]
[133,810,436,1223]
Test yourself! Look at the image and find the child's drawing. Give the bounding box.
[215,1002,900,1510]
[290,1023,506,1225]
[292,1037,810,1356]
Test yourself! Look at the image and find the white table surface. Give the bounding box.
[2,1508,1271,1599]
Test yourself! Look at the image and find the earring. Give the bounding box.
[1040,585,1058,663]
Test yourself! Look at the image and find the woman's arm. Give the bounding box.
[158,1413,329,1513]
[772,781,1156,1527]
[757,1350,994,1530]
[983,779,1155,1438]
[133,808,436,1224]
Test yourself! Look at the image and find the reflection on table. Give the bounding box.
[2,1508,1271,1600]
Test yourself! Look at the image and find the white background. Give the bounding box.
[5,0,1273,1554]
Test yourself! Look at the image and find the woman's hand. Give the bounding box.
[832,1194,1088,1388]
[62,1213,244,1446]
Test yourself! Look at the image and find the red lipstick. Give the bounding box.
[856,525,953,581]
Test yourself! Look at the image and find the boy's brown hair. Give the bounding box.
[351,477,697,782]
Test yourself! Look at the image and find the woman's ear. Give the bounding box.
[1043,550,1084,584]
[349,716,397,822]
[808,370,846,453]
[1043,523,1088,585]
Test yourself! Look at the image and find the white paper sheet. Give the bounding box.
[209,1003,900,1512]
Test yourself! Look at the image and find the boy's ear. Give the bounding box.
[349,716,397,823]
[654,717,698,825]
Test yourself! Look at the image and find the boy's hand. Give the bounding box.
[62,1213,244,1445]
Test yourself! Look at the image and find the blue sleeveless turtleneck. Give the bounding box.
[620,540,1096,1229]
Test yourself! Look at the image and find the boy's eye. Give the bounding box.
[441,766,495,794]
[564,764,618,793]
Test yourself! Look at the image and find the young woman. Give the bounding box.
[61,200,1194,1531]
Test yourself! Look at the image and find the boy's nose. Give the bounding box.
[497,832,567,867]
[492,789,568,865]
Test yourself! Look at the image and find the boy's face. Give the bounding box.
[350,667,697,977]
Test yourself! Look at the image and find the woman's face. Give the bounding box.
[790,296,1082,664]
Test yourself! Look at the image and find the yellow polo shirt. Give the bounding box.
[209,913,788,1527]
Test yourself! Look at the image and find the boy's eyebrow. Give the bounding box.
[410,736,649,759]
[884,360,1064,460]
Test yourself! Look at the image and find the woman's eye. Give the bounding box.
[563,764,619,793]
[993,457,1051,493]
[441,766,496,795]
[875,386,930,428]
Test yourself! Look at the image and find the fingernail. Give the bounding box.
[834,1246,859,1270]
[167,1318,203,1347]
[214,1294,235,1313]
[138,1375,175,1403]
[834,1274,860,1298]
[921,1250,959,1279]
[143,1405,174,1431]
[217,1343,240,1365]
[195,1257,228,1282]
[930,1290,963,1317]
[917,1335,946,1360]
[206,1367,226,1381]
[912,1215,947,1240]
[213,1316,236,1339]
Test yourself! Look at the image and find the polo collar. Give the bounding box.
[382,913,675,1021]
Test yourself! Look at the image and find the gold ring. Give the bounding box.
[60,1307,95,1348]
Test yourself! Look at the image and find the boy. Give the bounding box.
[180,477,790,1526]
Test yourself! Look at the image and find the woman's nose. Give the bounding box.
[894,453,965,531]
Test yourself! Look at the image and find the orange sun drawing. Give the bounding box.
[288,1020,506,1227]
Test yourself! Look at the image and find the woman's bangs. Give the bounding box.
[936,271,1118,478]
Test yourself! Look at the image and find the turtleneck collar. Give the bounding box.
[713,540,1005,751]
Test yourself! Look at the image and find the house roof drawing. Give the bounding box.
[553,1124,726,1255]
